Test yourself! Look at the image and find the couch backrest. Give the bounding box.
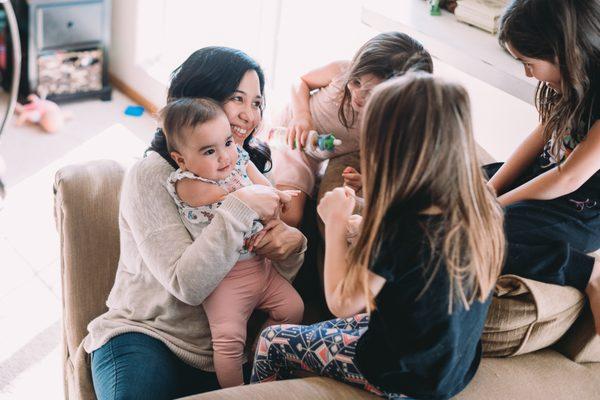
[54,159,124,358]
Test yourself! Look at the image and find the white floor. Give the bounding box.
[0,92,154,399]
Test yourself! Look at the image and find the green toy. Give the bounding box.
[430,0,442,16]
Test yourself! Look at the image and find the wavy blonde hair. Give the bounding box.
[346,73,506,312]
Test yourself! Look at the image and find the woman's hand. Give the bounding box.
[342,167,362,192]
[318,187,356,226]
[287,114,315,150]
[231,185,292,220]
[248,219,306,261]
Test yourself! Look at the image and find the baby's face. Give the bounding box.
[179,114,238,181]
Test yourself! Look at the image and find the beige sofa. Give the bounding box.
[55,154,600,400]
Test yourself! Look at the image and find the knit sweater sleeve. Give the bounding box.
[121,153,259,306]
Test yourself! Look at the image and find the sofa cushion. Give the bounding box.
[183,350,600,400]
[482,274,585,357]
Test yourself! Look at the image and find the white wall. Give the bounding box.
[110,0,539,160]
[110,0,167,108]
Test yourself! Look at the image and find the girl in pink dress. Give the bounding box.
[272,32,433,226]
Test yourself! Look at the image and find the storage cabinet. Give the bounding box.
[12,0,112,102]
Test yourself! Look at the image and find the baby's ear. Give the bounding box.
[170,151,186,170]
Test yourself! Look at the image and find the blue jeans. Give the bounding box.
[91,333,220,400]
[484,163,599,291]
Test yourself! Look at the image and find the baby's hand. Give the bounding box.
[287,114,315,150]
[342,167,362,192]
[245,229,267,253]
[345,214,363,244]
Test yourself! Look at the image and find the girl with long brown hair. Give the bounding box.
[271,31,433,227]
[251,73,505,399]
[488,0,600,333]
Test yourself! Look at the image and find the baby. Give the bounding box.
[160,98,304,388]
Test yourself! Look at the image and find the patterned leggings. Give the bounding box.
[250,314,408,399]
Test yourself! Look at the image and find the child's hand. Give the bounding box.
[342,167,362,192]
[280,189,301,214]
[287,114,315,150]
[345,214,362,244]
[318,186,356,225]
[245,229,268,253]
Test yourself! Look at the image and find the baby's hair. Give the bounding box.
[159,98,225,154]
[499,0,600,159]
[338,31,434,129]
[346,73,505,313]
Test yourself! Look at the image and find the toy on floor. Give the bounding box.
[267,127,342,159]
[14,94,69,133]
[124,105,145,117]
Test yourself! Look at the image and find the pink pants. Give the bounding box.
[202,257,304,388]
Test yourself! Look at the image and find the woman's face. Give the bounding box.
[222,70,264,145]
[506,43,562,92]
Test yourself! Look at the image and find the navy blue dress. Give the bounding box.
[355,215,491,400]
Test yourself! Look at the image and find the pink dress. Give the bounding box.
[271,69,361,197]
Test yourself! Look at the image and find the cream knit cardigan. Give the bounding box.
[83,152,306,371]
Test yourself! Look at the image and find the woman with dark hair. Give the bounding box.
[150,46,273,173]
[83,47,307,399]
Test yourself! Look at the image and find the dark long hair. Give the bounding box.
[499,0,600,160]
[148,46,272,172]
[338,32,433,129]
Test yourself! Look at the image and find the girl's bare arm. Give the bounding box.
[499,121,600,205]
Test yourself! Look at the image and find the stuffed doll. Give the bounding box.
[14,94,69,133]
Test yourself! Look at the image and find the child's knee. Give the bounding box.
[259,324,283,342]
[287,293,305,323]
[271,292,304,324]
[211,322,247,355]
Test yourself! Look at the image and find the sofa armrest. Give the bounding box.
[54,159,125,399]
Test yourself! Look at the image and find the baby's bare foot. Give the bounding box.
[585,255,600,335]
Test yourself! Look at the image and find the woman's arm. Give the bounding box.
[499,120,600,206]
[318,187,386,318]
[252,219,308,282]
[488,123,546,195]
[288,60,349,149]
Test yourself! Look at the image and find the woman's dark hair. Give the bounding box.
[149,46,272,172]
[338,32,433,129]
[499,0,600,159]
